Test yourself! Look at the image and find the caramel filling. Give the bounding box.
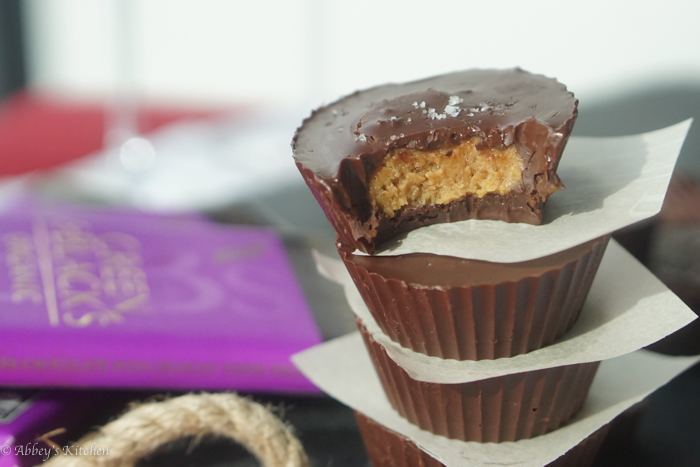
[369,138,524,217]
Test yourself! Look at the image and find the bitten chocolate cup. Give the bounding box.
[355,411,609,467]
[358,322,599,442]
[293,68,578,253]
[341,236,609,360]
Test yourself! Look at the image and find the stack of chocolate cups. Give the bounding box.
[294,69,614,464]
[339,235,609,449]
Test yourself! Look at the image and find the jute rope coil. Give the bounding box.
[43,393,310,467]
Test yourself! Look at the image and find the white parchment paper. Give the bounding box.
[293,333,700,467]
[356,121,692,263]
[314,240,697,383]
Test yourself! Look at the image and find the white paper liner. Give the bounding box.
[353,120,692,263]
[313,240,697,383]
[293,333,700,467]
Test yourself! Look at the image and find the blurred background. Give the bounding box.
[1,1,700,466]
[3,0,699,207]
[14,0,700,110]
[3,0,700,183]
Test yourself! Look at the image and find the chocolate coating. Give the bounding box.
[355,411,609,467]
[344,237,605,288]
[358,321,599,442]
[341,236,609,360]
[294,68,578,252]
[355,412,443,467]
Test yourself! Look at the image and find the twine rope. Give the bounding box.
[44,393,310,467]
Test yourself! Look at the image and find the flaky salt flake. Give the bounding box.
[448,95,463,106]
[467,102,493,113]
[443,104,461,117]
[355,133,368,143]
[426,107,447,120]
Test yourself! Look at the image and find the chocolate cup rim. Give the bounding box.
[338,235,610,287]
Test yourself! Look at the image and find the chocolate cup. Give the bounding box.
[341,236,609,360]
[355,411,609,467]
[293,69,578,254]
[358,322,599,442]
[355,411,443,467]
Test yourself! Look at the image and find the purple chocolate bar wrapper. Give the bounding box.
[0,201,321,392]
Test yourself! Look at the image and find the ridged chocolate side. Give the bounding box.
[359,323,599,442]
[342,237,609,360]
[298,163,362,252]
[355,411,609,467]
[355,412,444,467]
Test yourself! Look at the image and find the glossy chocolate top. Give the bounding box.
[344,237,606,288]
[293,68,577,179]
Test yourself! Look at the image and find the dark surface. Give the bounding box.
[596,362,700,467]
